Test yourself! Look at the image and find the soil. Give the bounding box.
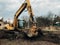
[0,34,60,45]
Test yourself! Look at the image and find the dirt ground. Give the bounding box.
[0,34,60,45]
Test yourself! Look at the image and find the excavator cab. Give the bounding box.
[18,20,26,29]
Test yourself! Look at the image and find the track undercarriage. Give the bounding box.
[0,28,43,40]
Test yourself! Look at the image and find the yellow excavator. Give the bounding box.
[13,0,39,37]
[0,0,43,39]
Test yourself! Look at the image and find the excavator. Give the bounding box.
[13,0,39,37]
[0,0,42,39]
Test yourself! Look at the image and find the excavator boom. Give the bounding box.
[14,2,27,28]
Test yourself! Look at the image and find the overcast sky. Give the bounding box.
[0,0,60,21]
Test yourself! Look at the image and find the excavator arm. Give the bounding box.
[14,0,35,28]
[26,0,34,22]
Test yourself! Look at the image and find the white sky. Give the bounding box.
[0,0,60,21]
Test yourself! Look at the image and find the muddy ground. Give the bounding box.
[0,34,60,45]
